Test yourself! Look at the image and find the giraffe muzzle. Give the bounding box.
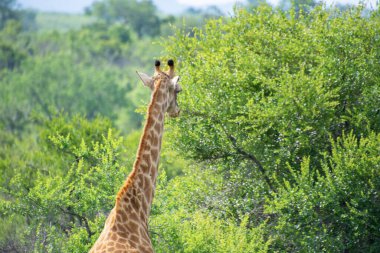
[169,109,180,118]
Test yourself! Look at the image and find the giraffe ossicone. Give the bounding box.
[89,59,181,253]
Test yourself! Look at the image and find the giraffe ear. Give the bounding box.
[136,71,154,90]
[171,76,180,85]
[171,76,182,92]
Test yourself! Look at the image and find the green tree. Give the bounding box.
[247,0,268,9]
[163,6,225,37]
[279,0,316,13]
[69,22,133,64]
[164,3,380,237]
[0,115,132,252]
[0,0,18,29]
[0,18,28,71]
[86,0,160,38]
[0,52,129,134]
[0,0,36,31]
[266,133,380,252]
[168,4,379,175]
[0,11,165,134]
[150,167,271,252]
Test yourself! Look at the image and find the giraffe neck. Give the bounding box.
[115,79,166,225]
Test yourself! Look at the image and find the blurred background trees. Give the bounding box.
[0,0,379,252]
[85,0,161,38]
[0,0,20,29]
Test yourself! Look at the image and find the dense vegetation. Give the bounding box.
[1,0,379,252]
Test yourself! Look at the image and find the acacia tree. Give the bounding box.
[166,3,379,183]
[164,4,380,249]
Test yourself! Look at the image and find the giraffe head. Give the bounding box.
[136,59,182,117]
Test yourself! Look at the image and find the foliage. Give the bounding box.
[1,1,380,252]
[160,6,226,38]
[0,20,27,71]
[0,115,131,252]
[0,53,129,133]
[169,4,379,164]
[151,168,270,253]
[35,12,95,32]
[0,0,36,31]
[86,0,160,38]
[0,17,156,134]
[279,0,317,13]
[153,210,270,253]
[266,132,380,252]
[0,0,19,29]
[164,4,380,252]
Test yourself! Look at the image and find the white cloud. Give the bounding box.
[177,0,238,7]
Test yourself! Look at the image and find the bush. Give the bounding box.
[0,115,132,251]
[266,132,380,252]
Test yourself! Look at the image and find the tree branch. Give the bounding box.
[183,109,276,191]
[59,207,94,238]
[227,135,275,192]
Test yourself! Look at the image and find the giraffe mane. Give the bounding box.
[115,78,163,207]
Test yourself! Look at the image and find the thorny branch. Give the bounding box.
[183,109,276,192]
[227,135,275,192]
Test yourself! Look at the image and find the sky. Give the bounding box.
[17,0,378,14]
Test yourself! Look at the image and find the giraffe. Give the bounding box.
[89,59,182,253]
